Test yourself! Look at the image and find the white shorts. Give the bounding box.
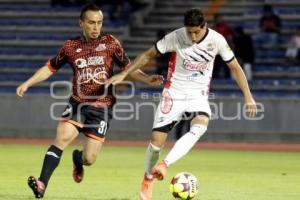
[152,88,211,129]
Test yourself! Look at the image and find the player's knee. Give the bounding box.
[83,153,97,166]
[149,142,162,153]
[189,124,207,140]
[54,138,70,150]
[150,134,166,148]
[192,115,209,126]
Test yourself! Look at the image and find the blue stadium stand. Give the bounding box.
[0,0,299,98]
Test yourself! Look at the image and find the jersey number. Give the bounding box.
[98,120,107,135]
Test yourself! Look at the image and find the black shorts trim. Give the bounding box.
[84,131,105,142]
[152,121,177,133]
[152,112,210,133]
[60,118,84,128]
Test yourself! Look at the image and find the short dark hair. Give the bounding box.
[263,4,273,12]
[184,8,206,27]
[80,3,101,20]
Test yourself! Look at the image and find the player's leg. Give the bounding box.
[163,114,209,166]
[28,121,79,198]
[145,130,168,178]
[152,94,211,181]
[73,136,103,183]
[140,90,183,200]
[151,114,209,181]
[82,137,103,165]
[145,90,184,177]
[42,121,79,184]
[140,125,180,200]
[140,130,168,200]
[72,106,111,183]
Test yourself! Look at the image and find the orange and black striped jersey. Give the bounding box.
[46,34,130,108]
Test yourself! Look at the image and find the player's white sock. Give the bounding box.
[145,143,161,178]
[164,124,207,166]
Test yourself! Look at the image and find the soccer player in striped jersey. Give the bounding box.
[108,8,257,200]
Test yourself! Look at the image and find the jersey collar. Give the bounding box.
[80,34,102,43]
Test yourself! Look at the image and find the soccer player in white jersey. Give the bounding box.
[108,8,257,200]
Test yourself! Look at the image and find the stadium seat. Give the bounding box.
[0,0,299,96]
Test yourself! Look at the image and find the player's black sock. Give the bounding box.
[39,145,63,187]
[73,149,83,167]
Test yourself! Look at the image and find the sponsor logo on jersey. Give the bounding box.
[95,44,106,51]
[77,67,108,85]
[183,59,209,73]
[88,56,104,66]
[187,72,202,80]
[74,56,107,85]
[75,56,104,69]
[75,58,87,68]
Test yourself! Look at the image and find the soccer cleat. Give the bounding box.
[72,150,84,183]
[27,176,45,199]
[151,160,168,181]
[139,173,154,200]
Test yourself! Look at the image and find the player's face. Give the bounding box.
[185,25,206,43]
[80,10,103,41]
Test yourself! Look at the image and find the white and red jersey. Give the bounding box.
[156,27,234,97]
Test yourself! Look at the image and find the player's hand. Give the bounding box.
[244,96,257,118]
[16,83,29,97]
[147,75,164,86]
[107,72,127,86]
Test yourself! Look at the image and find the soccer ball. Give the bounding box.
[169,172,199,200]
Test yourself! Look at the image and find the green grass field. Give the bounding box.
[0,144,299,200]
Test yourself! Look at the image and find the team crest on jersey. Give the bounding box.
[206,42,215,51]
[95,44,106,51]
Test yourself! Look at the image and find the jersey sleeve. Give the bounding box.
[111,36,131,69]
[155,31,177,54]
[217,35,235,63]
[47,42,69,73]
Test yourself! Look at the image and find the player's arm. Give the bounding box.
[128,70,163,86]
[226,58,257,117]
[16,66,53,97]
[107,46,160,85]
[16,41,67,97]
